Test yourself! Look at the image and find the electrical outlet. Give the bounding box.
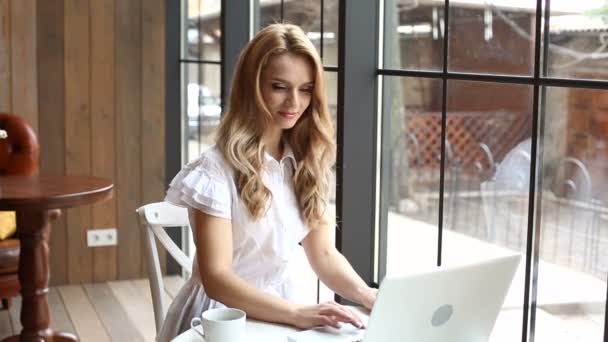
[87,228,118,247]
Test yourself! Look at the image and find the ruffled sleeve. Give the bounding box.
[164,150,232,219]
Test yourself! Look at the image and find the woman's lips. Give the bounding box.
[278,111,297,118]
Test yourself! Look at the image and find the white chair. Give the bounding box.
[136,201,194,333]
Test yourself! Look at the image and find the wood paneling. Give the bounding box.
[141,0,167,275]
[10,0,37,131]
[37,0,68,286]
[91,0,117,282]
[0,0,11,112]
[116,0,143,279]
[65,0,93,283]
[0,0,167,284]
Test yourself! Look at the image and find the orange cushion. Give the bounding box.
[0,211,16,240]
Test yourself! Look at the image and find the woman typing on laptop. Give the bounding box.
[156,24,377,341]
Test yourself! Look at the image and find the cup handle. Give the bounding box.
[190,317,205,339]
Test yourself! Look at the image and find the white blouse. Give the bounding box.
[157,144,311,341]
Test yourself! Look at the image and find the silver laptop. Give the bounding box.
[288,254,521,342]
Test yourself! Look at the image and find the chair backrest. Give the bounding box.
[136,201,193,333]
[0,113,39,175]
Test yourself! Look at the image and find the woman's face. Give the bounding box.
[260,52,315,130]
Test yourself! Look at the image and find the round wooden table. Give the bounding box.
[0,175,113,342]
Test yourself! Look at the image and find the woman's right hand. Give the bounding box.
[289,301,364,330]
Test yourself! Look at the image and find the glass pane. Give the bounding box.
[322,0,339,66]
[183,0,221,61]
[442,80,534,341]
[383,0,444,71]
[325,71,338,207]
[383,76,443,274]
[183,63,221,163]
[259,0,282,27]
[448,1,536,75]
[324,70,337,303]
[534,86,608,341]
[325,71,338,143]
[283,0,321,53]
[546,3,608,81]
[259,0,333,65]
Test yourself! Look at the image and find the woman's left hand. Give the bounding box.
[359,287,378,311]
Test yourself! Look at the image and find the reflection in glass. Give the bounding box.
[322,0,339,66]
[546,2,608,81]
[439,81,533,341]
[283,0,321,52]
[325,69,337,218]
[449,1,535,75]
[183,64,221,163]
[183,0,221,61]
[383,76,443,274]
[383,0,444,70]
[534,87,607,341]
[325,71,338,139]
[259,0,282,27]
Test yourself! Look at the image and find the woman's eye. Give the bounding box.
[272,84,287,90]
[300,88,313,93]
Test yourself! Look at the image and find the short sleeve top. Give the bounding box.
[164,145,311,291]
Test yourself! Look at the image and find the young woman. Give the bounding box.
[158,23,377,341]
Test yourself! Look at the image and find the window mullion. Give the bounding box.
[336,0,380,299]
[220,0,250,110]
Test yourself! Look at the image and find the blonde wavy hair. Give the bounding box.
[216,23,336,228]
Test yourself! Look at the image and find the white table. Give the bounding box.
[172,307,369,342]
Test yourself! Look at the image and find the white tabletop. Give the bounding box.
[172,307,369,342]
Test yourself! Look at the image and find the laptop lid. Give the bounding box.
[363,254,521,342]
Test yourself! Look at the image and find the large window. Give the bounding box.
[380,1,608,341]
[169,1,608,340]
[177,0,338,305]
[174,0,223,274]
[182,0,222,163]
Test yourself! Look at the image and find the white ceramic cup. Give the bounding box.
[190,308,246,342]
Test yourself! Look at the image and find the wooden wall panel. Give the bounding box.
[4,0,167,284]
[37,0,67,285]
[141,0,167,275]
[91,0,117,282]
[64,0,92,283]
[0,0,11,112]
[116,0,143,279]
[10,0,37,130]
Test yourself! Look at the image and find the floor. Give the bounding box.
[0,276,186,342]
